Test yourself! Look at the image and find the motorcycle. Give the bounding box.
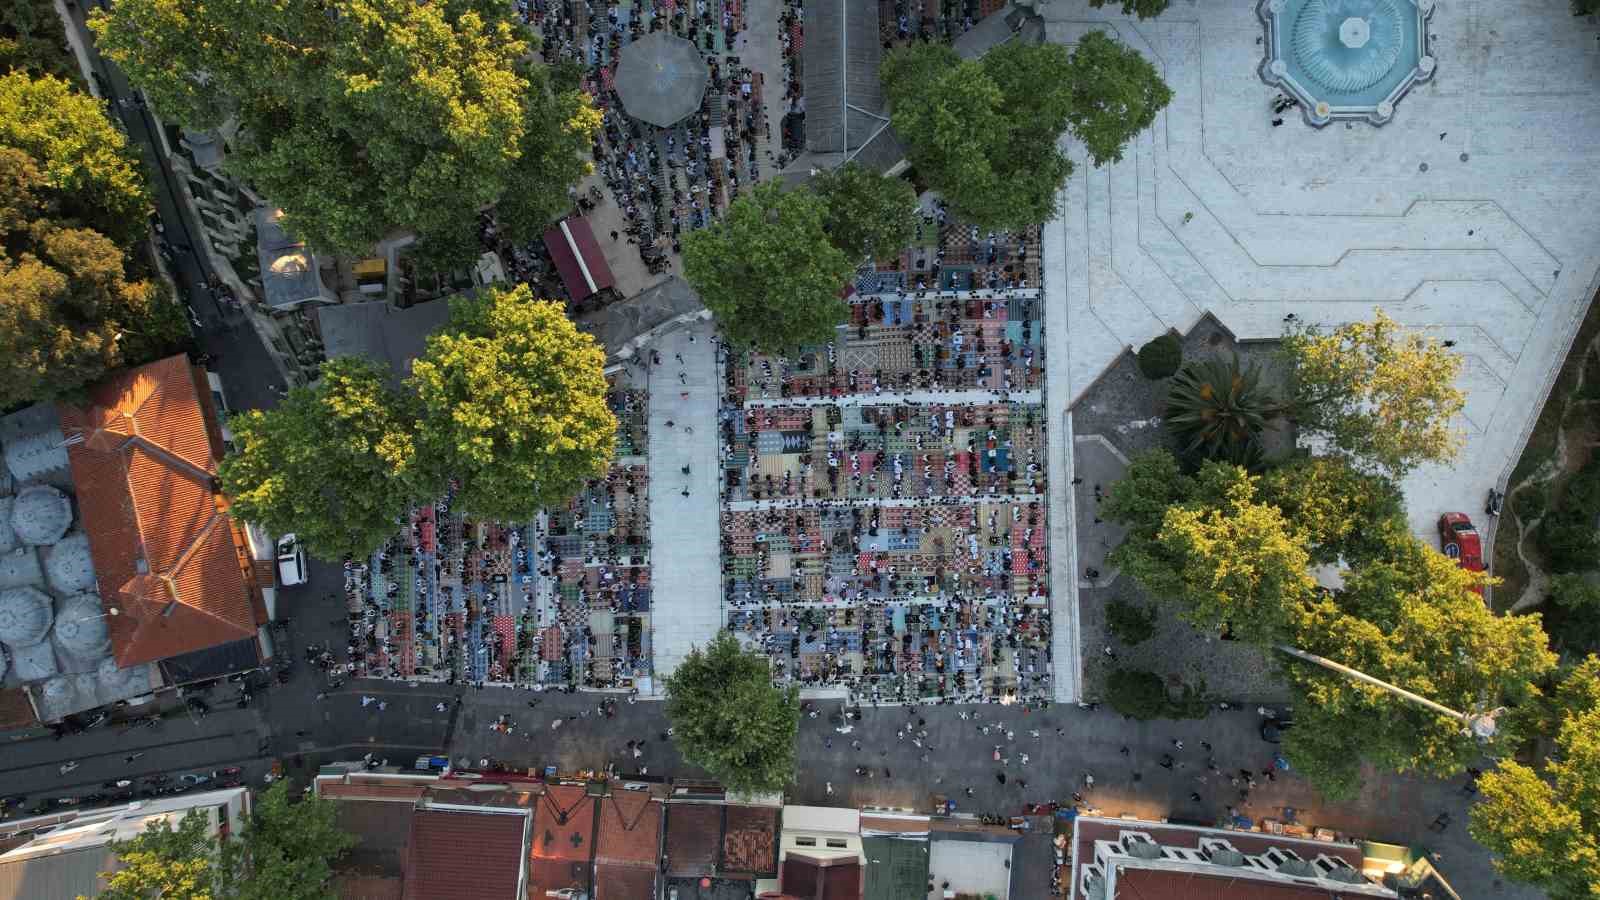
[58,761,79,776]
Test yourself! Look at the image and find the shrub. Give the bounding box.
[1538,460,1600,573]
[1512,483,1548,524]
[1105,668,1170,720]
[1137,333,1183,379]
[1105,598,1158,646]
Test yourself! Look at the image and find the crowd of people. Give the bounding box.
[715,281,1055,702]
[527,0,783,271]
[336,380,655,691]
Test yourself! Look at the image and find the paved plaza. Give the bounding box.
[1040,0,1600,538]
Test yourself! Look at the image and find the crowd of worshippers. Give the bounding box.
[723,405,1047,501]
[720,500,1047,605]
[882,0,1004,47]
[724,594,1054,701]
[520,0,774,269]
[340,463,652,687]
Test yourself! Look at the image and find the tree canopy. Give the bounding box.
[665,631,800,794]
[812,163,918,263]
[681,179,855,354]
[411,284,616,522]
[90,0,597,260]
[881,42,1074,231]
[2,0,79,82]
[881,37,1169,230]
[1281,309,1466,476]
[220,356,428,561]
[1062,31,1173,167]
[0,143,181,407]
[0,71,150,246]
[220,780,357,900]
[1256,455,1407,567]
[1283,537,1555,798]
[1104,449,1557,798]
[97,781,355,900]
[1470,661,1600,900]
[97,805,218,900]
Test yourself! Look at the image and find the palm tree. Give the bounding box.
[1164,354,1280,464]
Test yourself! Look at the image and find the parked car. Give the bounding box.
[276,534,307,587]
[206,372,236,453]
[1437,512,1485,593]
[1260,717,1294,743]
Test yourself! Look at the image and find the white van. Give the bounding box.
[276,534,307,587]
[206,371,236,453]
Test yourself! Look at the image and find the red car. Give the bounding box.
[1438,512,1485,591]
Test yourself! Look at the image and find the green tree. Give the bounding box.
[1164,355,1279,466]
[97,807,219,900]
[1149,463,1318,643]
[91,0,596,258]
[1062,31,1172,167]
[1257,455,1407,567]
[411,284,616,522]
[665,631,800,794]
[812,163,917,262]
[0,146,179,406]
[1548,574,1600,656]
[496,82,603,245]
[2,0,79,82]
[1282,309,1466,476]
[682,179,854,353]
[1539,460,1600,574]
[1089,0,1173,19]
[1283,537,1556,799]
[220,356,428,562]
[220,781,355,900]
[0,71,150,246]
[1470,680,1600,900]
[882,42,1073,231]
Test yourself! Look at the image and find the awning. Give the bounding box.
[542,216,616,301]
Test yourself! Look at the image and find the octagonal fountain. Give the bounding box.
[1258,0,1435,126]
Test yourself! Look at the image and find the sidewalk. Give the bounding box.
[645,321,723,688]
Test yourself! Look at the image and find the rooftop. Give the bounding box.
[317,299,453,388]
[56,355,260,668]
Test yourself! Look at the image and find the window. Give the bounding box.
[825,839,848,849]
[795,837,817,847]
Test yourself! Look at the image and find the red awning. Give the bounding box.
[542,216,616,300]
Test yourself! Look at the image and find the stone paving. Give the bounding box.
[1040,0,1600,542]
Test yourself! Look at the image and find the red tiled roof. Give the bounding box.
[402,809,527,900]
[595,792,660,867]
[722,805,778,875]
[664,802,722,876]
[319,782,429,802]
[531,784,596,863]
[592,864,656,900]
[526,858,589,900]
[57,355,260,666]
[782,854,862,900]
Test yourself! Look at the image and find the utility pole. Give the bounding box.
[1275,645,1503,739]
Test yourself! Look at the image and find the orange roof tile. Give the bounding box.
[595,792,660,867]
[532,784,596,863]
[59,355,258,666]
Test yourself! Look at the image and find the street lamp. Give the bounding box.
[1276,644,1503,740]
